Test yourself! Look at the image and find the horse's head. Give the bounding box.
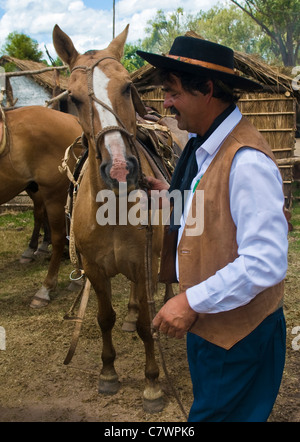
[53,24,143,194]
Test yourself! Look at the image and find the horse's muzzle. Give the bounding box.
[100,155,139,194]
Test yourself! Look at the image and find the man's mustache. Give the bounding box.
[171,106,179,115]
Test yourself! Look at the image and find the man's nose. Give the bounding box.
[163,93,173,109]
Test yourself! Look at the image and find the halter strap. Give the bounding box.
[70,56,144,186]
[71,56,118,73]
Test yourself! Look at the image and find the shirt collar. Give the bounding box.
[198,105,242,156]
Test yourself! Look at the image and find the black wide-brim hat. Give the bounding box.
[137,36,262,91]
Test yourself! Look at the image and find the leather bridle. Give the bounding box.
[71,57,141,171]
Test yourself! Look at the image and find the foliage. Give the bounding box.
[142,8,186,54]
[1,31,43,62]
[140,5,280,64]
[229,0,300,66]
[2,61,17,73]
[122,42,147,73]
[187,4,275,62]
[134,2,299,68]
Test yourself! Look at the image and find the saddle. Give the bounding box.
[136,109,182,183]
[0,106,7,156]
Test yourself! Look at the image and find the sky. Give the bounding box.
[0,0,227,61]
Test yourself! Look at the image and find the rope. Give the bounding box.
[144,221,188,421]
[59,136,88,275]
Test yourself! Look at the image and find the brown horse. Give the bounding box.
[52,25,183,412]
[19,189,51,263]
[0,106,82,307]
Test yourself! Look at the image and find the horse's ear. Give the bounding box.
[52,25,79,68]
[107,24,129,61]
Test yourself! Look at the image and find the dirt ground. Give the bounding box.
[0,210,299,423]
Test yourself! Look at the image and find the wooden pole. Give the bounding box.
[1,65,68,78]
[113,0,115,39]
[44,90,69,107]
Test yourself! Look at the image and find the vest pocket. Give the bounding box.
[179,249,191,255]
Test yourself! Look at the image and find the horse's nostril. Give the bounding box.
[126,155,138,175]
[110,159,129,182]
[99,156,139,192]
[100,162,109,181]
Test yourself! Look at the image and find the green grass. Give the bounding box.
[0,210,33,229]
[0,210,34,264]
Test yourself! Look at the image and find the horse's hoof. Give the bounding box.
[67,279,84,292]
[143,396,165,413]
[122,321,137,332]
[98,377,120,395]
[34,248,50,260]
[20,247,36,263]
[20,257,34,264]
[30,296,50,309]
[34,242,50,260]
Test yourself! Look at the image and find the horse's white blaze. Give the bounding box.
[93,67,128,182]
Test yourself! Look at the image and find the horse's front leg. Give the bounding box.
[134,279,164,413]
[122,282,139,332]
[92,275,119,395]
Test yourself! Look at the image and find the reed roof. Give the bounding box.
[0,55,69,91]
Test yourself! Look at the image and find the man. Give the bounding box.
[137,37,288,422]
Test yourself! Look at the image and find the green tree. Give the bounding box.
[230,0,300,66]
[142,8,186,54]
[122,42,146,73]
[187,4,272,58]
[141,5,277,63]
[1,31,43,61]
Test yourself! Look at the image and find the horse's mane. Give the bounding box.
[84,50,98,56]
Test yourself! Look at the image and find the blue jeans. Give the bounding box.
[187,307,286,422]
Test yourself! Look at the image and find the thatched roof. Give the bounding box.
[0,55,69,92]
[132,30,298,99]
[233,51,296,95]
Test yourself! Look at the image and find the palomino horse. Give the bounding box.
[0,106,82,307]
[53,25,181,412]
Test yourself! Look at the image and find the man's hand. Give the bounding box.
[141,176,170,210]
[146,176,169,192]
[152,292,198,339]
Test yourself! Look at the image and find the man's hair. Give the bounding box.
[157,69,240,104]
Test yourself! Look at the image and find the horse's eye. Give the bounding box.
[69,93,82,106]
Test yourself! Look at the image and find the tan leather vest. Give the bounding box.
[159,117,285,349]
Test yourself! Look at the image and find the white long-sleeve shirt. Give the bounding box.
[177,106,288,314]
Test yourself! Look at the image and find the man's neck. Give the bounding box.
[197,100,233,136]
[196,103,236,142]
